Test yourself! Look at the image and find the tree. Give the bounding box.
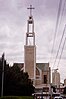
[63,87,66,94]
[0,58,35,96]
[51,86,56,93]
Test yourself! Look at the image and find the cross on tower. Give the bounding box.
[27,5,35,16]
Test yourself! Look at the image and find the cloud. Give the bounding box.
[0,0,66,82]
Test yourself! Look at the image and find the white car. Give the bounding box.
[54,96,63,99]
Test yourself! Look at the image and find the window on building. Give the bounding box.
[44,75,47,84]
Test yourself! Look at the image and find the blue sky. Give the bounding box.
[0,0,66,82]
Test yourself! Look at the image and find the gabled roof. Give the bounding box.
[36,63,49,71]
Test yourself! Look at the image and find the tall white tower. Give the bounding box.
[52,69,60,88]
[24,5,36,85]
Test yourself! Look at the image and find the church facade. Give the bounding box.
[13,62,51,92]
[13,5,51,92]
[24,5,51,88]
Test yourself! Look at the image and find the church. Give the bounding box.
[13,5,51,92]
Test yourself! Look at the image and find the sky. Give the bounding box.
[0,0,66,82]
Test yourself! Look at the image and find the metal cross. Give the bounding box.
[27,5,35,16]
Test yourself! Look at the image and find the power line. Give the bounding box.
[57,37,66,69]
[59,0,66,26]
[52,24,66,69]
[51,0,66,69]
[51,0,62,54]
[50,0,62,63]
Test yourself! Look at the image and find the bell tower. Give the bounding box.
[24,5,36,85]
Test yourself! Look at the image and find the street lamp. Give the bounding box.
[1,53,5,97]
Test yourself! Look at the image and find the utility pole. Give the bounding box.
[1,53,5,97]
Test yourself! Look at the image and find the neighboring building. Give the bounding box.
[57,83,64,93]
[52,70,60,88]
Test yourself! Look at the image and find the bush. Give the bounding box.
[0,96,19,99]
[0,96,33,99]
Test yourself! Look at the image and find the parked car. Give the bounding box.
[54,96,63,99]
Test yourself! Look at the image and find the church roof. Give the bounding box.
[36,63,49,71]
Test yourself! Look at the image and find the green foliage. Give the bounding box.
[63,87,66,94]
[0,96,33,99]
[0,58,35,96]
[0,96,19,99]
